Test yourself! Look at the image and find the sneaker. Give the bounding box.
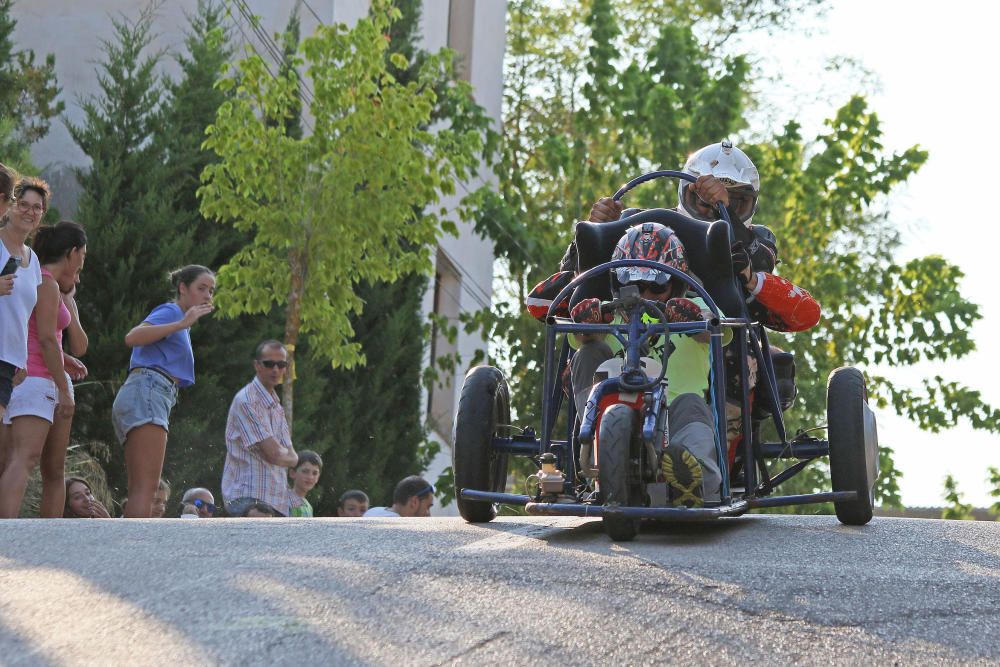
[662,445,704,508]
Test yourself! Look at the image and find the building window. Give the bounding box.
[428,251,461,442]
[447,0,474,81]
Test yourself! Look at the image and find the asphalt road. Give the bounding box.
[0,514,997,666]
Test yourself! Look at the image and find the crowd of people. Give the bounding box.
[0,163,434,520]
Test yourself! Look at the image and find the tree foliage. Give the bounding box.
[0,0,62,169]
[67,7,196,497]
[988,466,1000,520]
[199,0,484,426]
[941,474,974,521]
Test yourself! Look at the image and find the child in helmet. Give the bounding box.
[569,223,729,508]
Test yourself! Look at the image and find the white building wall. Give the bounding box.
[13,0,505,516]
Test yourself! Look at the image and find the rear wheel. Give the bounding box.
[454,366,511,523]
[599,403,641,541]
[827,367,879,525]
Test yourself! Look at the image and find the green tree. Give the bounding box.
[151,1,282,500]
[306,0,451,512]
[941,474,974,521]
[988,467,1000,520]
[199,0,484,429]
[0,0,62,169]
[68,7,190,497]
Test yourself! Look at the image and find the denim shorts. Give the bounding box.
[111,368,178,445]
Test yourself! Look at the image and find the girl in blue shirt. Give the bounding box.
[112,265,214,518]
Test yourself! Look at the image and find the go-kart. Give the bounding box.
[454,170,880,541]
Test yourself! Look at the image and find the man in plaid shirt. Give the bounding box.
[222,340,298,517]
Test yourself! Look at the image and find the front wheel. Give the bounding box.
[599,403,641,541]
[454,366,511,523]
[827,367,879,525]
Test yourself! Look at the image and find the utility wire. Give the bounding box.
[300,0,324,27]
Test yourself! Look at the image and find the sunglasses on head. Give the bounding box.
[259,360,288,369]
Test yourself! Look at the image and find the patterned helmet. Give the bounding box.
[677,139,760,228]
[611,223,688,292]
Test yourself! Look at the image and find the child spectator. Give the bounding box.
[363,475,434,517]
[63,477,111,518]
[151,478,170,518]
[288,450,322,517]
[242,502,278,517]
[112,265,214,518]
[337,489,370,517]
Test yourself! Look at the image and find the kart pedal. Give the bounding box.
[662,446,704,508]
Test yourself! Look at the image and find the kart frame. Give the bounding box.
[457,170,868,523]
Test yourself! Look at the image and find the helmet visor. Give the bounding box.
[682,184,757,224]
[726,186,757,224]
[681,185,719,222]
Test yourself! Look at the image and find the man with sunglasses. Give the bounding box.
[222,340,297,517]
[179,487,217,518]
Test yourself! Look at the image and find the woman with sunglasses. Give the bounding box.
[0,177,46,425]
[112,265,215,518]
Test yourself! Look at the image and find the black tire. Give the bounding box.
[598,403,641,541]
[454,366,511,523]
[827,366,879,525]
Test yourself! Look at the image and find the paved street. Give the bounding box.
[1,515,998,666]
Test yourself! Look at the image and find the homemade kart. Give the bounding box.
[454,170,880,541]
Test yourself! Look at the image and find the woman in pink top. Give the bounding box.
[0,222,88,518]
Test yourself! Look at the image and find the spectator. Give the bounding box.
[222,340,297,517]
[0,221,88,518]
[151,479,170,518]
[0,176,45,424]
[337,489,370,517]
[63,477,111,519]
[363,476,434,517]
[289,450,322,518]
[112,265,215,518]
[242,501,278,518]
[178,487,216,518]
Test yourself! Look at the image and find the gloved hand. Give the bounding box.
[571,298,612,324]
[661,297,705,323]
[731,241,752,285]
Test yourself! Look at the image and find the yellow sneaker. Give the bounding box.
[662,445,704,508]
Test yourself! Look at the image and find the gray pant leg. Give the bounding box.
[570,340,614,416]
[668,393,722,502]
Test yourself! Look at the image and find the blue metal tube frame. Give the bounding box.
[758,441,830,459]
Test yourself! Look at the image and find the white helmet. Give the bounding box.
[677,140,760,228]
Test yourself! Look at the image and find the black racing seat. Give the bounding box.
[570,208,742,318]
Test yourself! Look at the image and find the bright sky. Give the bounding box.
[745,1,999,507]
